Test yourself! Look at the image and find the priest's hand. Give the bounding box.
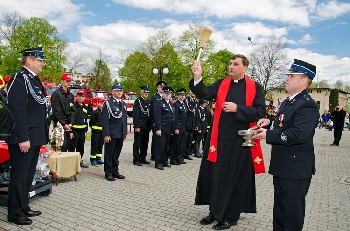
[222,102,237,112]
[104,136,111,143]
[191,60,202,81]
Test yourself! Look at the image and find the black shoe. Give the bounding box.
[170,160,180,165]
[155,165,164,170]
[8,216,33,225]
[105,176,115,181]
[24,210,42,217]
[179,160,186,164]
[194,154,203,158]
[141,160,150,164]
[133,162,142,166]
[164,163,171,168]
[330,143,339,146]
[200,214,215,225]
[113,173,125,179]
[184,155,193,160]
[212,221,233,230]
[150,157,155,161]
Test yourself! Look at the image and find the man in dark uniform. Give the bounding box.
[153,86,175,170]
[6,47,49,225]
[51,73,76,151]
[171,88,188,165]
[184,90,198,160]
[194,99,207,158]
[190,54,266,230]
[101,84,127,181]
[330,105,346,146]
[89,98,105,166]
[149,80,167,161]
[68,89,89,168]
[132,86,152,166]
[254,59,319,231]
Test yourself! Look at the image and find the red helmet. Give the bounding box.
[4,75,11,83]
[77,89,85,95]
[60,73,73,81]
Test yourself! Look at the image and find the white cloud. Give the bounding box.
[315,1,350,20]
[288,48,350,84]
[0,0,87,31]
[112,0,311,26]
[298,34,313,44]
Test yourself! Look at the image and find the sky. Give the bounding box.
[1,0,350,85]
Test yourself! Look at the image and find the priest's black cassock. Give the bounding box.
[189,76,266,223]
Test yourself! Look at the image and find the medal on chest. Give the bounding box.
[279,114,284,127]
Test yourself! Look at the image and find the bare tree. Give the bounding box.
[0,11,25,41]
[138,28,173,58]
[249,38,289,95]
[333,80,345,91]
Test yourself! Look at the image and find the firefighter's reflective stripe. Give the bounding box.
[92,126,102,130]
[96,154,102,157]
[90,155,96,159]
[72,125,87,129]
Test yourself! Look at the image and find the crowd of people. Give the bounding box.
[0,46,342,231]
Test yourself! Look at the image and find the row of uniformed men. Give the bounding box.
[133,80,212,171]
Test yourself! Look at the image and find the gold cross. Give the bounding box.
[210,145,216,152]
[254,156,262,164]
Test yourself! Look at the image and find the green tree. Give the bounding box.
[329,89,339,113]
[333,80,345,91]
[119,51,153,93]
[205,49,233,84]
[90,59,112,92]
[0,17,67,82]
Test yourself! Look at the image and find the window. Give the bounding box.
[317,90,322,93]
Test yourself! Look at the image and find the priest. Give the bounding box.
[189,54,266,230]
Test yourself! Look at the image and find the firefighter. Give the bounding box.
[153,86,175,170]
[184,90,198,159]
[101,84,127,181]
[89,98,105,166]
[132,86,152,166]
[68,89,89,168]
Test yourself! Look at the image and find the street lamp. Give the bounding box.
[152,67,169,81]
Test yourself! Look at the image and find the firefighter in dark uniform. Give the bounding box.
[184,90,198,159]
[89,98,105,166]
[132,86,152,166]
[254,59,319,231]
[6,47,48,225]
[171,88,188,165]
[101,84,127,181]
[68,89,89,168]
[194,99,207,158]
[153,86,175,170]
[51,73,76,152]
[149,80,167,161]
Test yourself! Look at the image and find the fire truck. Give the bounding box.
[122,92,137,117]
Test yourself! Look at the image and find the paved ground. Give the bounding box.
[0,128,349,230]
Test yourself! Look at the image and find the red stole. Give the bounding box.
[207,77,266,174]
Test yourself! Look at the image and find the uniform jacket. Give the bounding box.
[149,92,162,122]
[89,108,102,131]
[71,101,89,132]
[153,99,174,134]
[196,106,207,132]
[51,86,76,126]
[185,95,198,130]
[101,98,127,139]
[266,90,319,179]
[133,96,151,131]
[331,109,346,129]
[6,67,48,146]
[173,100,187,134]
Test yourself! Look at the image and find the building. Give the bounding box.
[272,88,349,115]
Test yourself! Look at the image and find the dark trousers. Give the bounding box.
[104,138,123,177]
[333,127,343,145]
[185,129,197,155]
[68,129,86,158]
[154,133,171,167]
[61,130,72,152]
[273,176,311,231]
[90,130,104,160]
[133,129,150,163]
[7,145,40,219]
[172,133,187,161]
[150,128,156,160]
